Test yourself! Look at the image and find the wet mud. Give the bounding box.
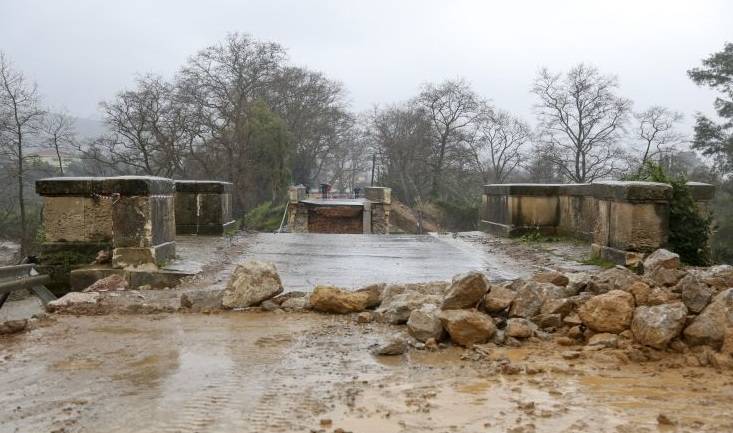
[2,312,732,433]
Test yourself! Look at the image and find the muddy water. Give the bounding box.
[2,313,732,433]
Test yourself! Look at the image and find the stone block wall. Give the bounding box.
[175,181,237,235]
[481,181,715,266]
[366,187,391,235]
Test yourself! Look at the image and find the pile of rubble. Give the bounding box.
[30,250,733,368]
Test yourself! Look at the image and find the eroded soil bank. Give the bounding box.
[2,312,732,433]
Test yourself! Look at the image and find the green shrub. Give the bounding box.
[243,202,286,232]
[433,199,479,231]
[628,163,712,265]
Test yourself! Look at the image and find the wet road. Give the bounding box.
[244,233,528,291]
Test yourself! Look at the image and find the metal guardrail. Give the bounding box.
[0,264,56,310]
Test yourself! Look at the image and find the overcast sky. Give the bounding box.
[1,0,730,132]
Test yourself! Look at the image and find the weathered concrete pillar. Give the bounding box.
[366,187,391,234]
[591,181,672,267]
[36,178,114,293]
[287,185,309,233]
[37,176,176,275]
[686,181,716,218]
[175,181,236,235]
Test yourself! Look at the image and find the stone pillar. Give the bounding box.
[591,181,672,267]
[175,181,236,235]
[686,182,716,218]
[36,178,115,293]
[287,185,309,233]
[366,187,391,234]
[37,176,177,275]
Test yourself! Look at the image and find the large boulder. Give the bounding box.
[508,281,563,318]
[483,283,516,313]
[407,304,444,342]
[222,260,283,308]
[310,286,374,314]
[578,290,635,333]
[647,267,687,287]
[631,302,688,349]
[683,288,733,349]
[377,291,442,324]
[441,272,489,310]
[643,249,680,273]
[438,309,496,347]
[677,275,714,314]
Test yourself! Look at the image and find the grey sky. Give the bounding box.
[1,0,730,132]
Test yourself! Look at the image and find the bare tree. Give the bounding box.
[533,64,631,183]
[416,79,482,197]
[0,52,45,254]
[41,110,76,175]
[633,106,684,169]
[469,109,531,183]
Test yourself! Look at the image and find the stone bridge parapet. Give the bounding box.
[480,181,715,267]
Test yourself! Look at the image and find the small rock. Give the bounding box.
[626,281,652,305]
[356,311,373,323]
[260,300,280,311]
[657,413,675,426]
[563,313,582,326]
[505,318,533,338]
[281,296,309,311]
[179,290,224,312]
[647,267,686,287]
[94,249,112,264]
[588,267,642,294]
[424,338,439,351]
[222,260,283,308]
[407,304,444,342]
[643,249,680,273]
[556,336,577,346]
[0,319,28,335]
[587,333,618,349]
[578,290,635,333]
[540,298,574,317]
[83,274,128,292]
[438,309,496,347]
[534,313,563,330]
[372,336,408,356]
[441,271,489,310]
[646,287,679,305]
[561,351,581,360]
[567,325,584,340]
[377,291,442,324]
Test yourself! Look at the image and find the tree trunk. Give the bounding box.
[17,130,27,256]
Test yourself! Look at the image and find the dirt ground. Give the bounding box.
[3,313,733,433]
[2,232,732,433]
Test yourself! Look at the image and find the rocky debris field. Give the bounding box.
[3,239,733,432]
[20,247,733,370]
